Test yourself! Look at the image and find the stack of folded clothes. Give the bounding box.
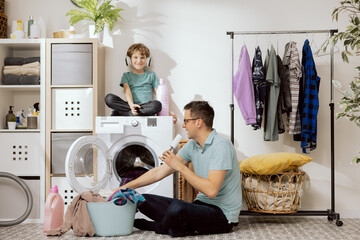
[3,57,41,85]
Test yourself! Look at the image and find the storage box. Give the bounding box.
[0,133,40,175]
[87,200,136,236]
[51,43,92,85]
[51,132,93,174]
[52,88,93,130]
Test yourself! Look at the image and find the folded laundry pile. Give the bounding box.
[3,57,41,85]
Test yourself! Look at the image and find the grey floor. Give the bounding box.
[1,217,359,239]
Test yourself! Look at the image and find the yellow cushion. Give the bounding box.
[239,152,312,175]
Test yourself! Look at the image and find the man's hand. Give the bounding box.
[130,104,141,115]
[159,150,183,172]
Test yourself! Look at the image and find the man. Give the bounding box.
[116,101,242,237]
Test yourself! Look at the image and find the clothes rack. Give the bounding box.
[226,29,343,227]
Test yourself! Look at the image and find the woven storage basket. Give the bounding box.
[177,140,197,202]
[242,169,305,214]
[0,12,7,38]
[0,0,4,14]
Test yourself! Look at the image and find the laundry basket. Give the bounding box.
[86,200,136,236]
[242,169,305,214]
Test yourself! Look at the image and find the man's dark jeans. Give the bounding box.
[136,194,234,237]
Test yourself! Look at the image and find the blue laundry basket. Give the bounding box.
[86,199,136,236]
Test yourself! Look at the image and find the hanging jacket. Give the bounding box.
[276,56,286,134]
[233,45,257,125]
[301,39,321,153]
[283,41,302,135]
[251,46,267,130]
[263,45,280,141]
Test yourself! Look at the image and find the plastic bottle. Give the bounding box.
[156,78,169,116]
[30,20,40,39]
[12,20,24,39]
[5,106,15,129]
[27,16,34,38]
[44,185,64,232]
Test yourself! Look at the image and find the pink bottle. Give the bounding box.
[44,185,64,232]
[156,78,169,116]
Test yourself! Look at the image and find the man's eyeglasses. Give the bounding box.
[183,118,199,124]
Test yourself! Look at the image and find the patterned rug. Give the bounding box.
[0,217,359,239]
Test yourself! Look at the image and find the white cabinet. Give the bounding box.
[0,39,45,223]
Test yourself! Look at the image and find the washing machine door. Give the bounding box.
[65,136,111,193]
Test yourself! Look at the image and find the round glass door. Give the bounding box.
[107,134,163,193]
[65,136,111,193]
[113,142,156,186]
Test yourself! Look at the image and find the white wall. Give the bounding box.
[6,0,360,217]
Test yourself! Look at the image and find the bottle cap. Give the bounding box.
[50,185,58,193]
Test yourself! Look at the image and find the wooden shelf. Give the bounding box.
[51,129,93,133]
[50,85,93,88]
[0,85,40,91]
[0,129,40,133]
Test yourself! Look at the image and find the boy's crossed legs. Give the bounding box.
[105,93,162,116]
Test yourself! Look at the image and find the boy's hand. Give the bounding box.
[130,104,141,115]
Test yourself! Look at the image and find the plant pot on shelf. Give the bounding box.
[8,121,16,130]
[89,25,103,41]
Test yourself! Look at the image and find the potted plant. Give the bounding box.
[325,0,360,163]
[7,115,17,130]
[66,0,124,37]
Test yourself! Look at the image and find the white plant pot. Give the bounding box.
[8,122,16,130]
[89,25,103,41]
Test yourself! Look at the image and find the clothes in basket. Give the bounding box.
[107,188,145,206]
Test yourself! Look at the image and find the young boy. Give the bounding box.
[105,43,162,116]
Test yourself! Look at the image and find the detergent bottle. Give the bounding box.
[44,185,64,232]
[156,78,169,116]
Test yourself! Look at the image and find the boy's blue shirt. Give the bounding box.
[120,70,159,104]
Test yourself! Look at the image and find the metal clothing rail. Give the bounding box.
[227,29,343,227]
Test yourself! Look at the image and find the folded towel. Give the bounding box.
[4,67,40,76]
[3,74,20,85]
[20,75,40,85]
[4,62,40,69]
[107,188,145,206]
[4,57,40,66]
[3,74,40,85]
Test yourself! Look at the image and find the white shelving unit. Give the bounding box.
[0,39,45,223]
[45,39,105,211]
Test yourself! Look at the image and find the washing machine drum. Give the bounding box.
[65,135,161,194]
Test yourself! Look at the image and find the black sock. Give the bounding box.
[134,218,156,231]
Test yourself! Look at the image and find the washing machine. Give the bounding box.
[65,116,174,198]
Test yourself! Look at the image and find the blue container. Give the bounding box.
[86,199,136,236]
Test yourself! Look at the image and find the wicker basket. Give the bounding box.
[242,170,305,214]
[177,140,198,202]
[53,30,75,38]
[0,0,4,14]
[0,12,7,38]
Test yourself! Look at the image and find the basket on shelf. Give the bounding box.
[242,169,305,214]
[0,12,7,38]
[0,0,4,14]
[53,30,75,38]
